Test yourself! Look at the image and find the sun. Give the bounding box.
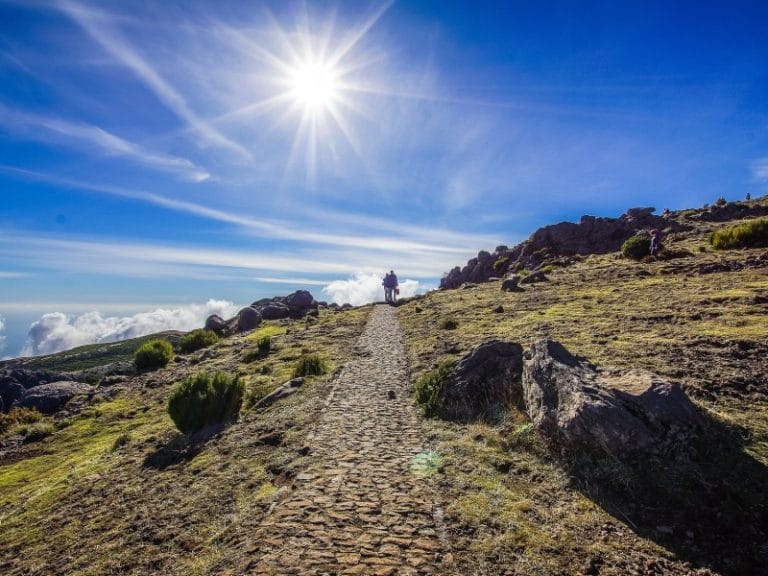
[290,61,339,112]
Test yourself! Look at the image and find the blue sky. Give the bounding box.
[1,0,767,357]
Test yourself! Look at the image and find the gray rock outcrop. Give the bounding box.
[204,290,319,337]
[440,205,691,289]
[436,340,524,421]
[522,339,702,457]
[18,381,95,414]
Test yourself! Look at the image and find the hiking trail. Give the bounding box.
[243,304,455,575]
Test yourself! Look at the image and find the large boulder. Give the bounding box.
[284,290,314,311]
[436,340,524,421]
[205,314,229,336]
[501,275,521,292]
[259,303,290,320]
[0,380,25,413]
[237,307,262,332]
[522,339,702,457]
[18,381,95,414]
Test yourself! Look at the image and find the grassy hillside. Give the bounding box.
[0,308,369,575]
[396,209,768,575]
[1,201,767,575]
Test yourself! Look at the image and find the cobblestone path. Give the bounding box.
[247,304,454,575]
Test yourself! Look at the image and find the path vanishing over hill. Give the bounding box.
[241,305,454,575]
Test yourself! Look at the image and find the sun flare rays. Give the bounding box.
[223,3,394,189]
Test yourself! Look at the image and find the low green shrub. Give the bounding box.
[168,371,245,434]
[0,407,42,434]
[414,361,456,418]
[179,329,219,354]
[439,318,458,330]
[710,218,768,250]
[292,354,328,378]
[134,338,174,370]
[621,234,651,260]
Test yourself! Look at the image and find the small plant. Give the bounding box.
[243,335,272,363]
[134,338,174,370]
[292,354,328,377]
[23,422,55,442]
[439,318,458,330]
[621,234,651,260]
[112,433,131,450]
[179,329,219,354]
[710,218,768,250]
[715,196,727,207]
[0,407,43,434]
[414,361,456,418]
[493,257,509,273]
[167,371,245,434]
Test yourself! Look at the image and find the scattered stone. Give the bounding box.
[492,305,504,313]
[18,381,95,414]
[387,390,396,400]
[501,275,521,292]
[520,270,548,285]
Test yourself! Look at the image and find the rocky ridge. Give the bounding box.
[440,199,768,289]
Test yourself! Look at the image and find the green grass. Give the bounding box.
[414,360,456,418]
[291,354,328,377]
[2,332,181,372]
[710,218,768,249]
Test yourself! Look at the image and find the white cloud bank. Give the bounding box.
[322,273,426,306]
[21,299,238,357]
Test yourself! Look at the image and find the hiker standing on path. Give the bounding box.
[382,270,399,304]
[650,230,661,258]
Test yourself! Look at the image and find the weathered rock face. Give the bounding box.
[437,340,524,421]
[522,339,702,457]
[237,307,262,332]
[18,381,95,414]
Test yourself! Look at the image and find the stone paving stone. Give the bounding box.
[244,305,454,575]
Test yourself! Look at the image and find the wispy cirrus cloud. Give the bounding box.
[0,167,499,257]
[753,158,768,182]
[0,105,209,181]
[56,0,250,159]
[0,271,31,278]
[0,231,462,280]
